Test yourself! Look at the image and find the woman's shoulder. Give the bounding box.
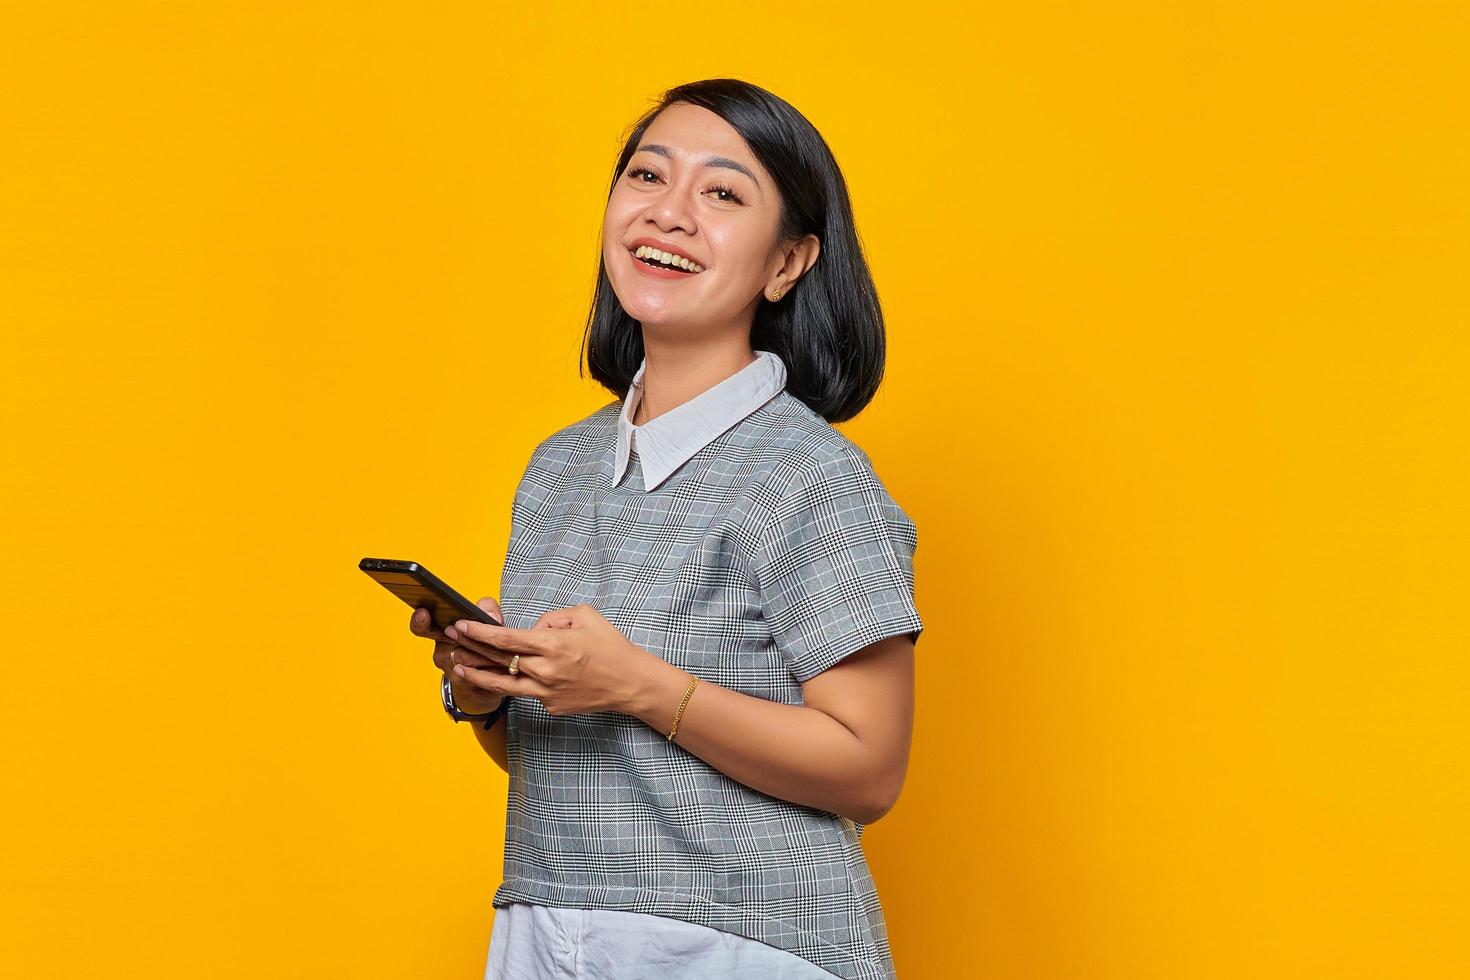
[737,392,901,519]
[752,391,883,478]
[522,400,621,475]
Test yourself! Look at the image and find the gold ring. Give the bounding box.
[508,654,520,675]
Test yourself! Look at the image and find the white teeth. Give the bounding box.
[635,245,703,273]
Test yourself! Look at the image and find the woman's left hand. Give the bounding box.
[444,604,654,716]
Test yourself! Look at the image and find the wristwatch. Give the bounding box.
[441,673,509,730]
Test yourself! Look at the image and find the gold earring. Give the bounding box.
[773,288,783,301]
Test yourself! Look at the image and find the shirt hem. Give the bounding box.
[490,876,892,980]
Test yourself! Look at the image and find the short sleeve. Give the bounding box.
[754,448,925,683]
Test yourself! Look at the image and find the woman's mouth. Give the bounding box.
[628,245,704,280]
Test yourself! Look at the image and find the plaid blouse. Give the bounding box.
[491,349,924,979]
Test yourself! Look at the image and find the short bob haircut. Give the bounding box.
[582,78,890,425]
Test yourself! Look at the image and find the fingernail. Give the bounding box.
[454,665,465,676]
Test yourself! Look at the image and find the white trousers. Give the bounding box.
[484,902,838,979]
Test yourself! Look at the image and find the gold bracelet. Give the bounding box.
[667,674,699,741]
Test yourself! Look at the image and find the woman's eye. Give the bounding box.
[708,183,745,205]
[624,166,745,205]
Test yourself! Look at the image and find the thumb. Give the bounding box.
[476,595,504,624]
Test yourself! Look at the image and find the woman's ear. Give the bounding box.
[768,233,821,296]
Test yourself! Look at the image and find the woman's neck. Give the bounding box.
[634,342,758,427]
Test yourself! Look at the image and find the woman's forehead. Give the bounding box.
[639,104,759,171]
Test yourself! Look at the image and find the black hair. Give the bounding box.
[581,78,890,425]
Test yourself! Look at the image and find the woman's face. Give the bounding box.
[602,102,795,334]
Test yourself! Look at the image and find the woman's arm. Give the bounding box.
[623,633,916,825]
[467,699,509,774]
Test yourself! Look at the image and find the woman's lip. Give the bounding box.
[627,248,701,281]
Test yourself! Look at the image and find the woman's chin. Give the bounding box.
[617,292,695,323]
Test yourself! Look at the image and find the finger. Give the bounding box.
[410,607,447,641]
[533,608,577,630]
[454,619,542,653]
[452,645,537,682]
[450,646,502,669]
[443,625,504,659]
[454,663,546,701]
[476,596,505,625]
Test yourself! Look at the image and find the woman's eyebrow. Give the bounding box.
[633,143,760,188]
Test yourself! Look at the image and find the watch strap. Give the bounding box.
[442,673,509,730]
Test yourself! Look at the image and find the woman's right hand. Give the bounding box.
[410,597,507,715]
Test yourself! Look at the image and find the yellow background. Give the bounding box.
[3,2,1465,977]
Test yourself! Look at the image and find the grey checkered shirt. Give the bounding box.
[492,349,924,980]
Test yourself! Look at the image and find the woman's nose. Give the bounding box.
[646,183,697,231]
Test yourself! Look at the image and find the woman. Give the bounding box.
[411,78,924,980]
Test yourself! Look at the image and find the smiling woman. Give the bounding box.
[451,78,924,980]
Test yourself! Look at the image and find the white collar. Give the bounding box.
[613,349,787,492]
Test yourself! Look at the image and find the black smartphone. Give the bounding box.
[359,558,503,631]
